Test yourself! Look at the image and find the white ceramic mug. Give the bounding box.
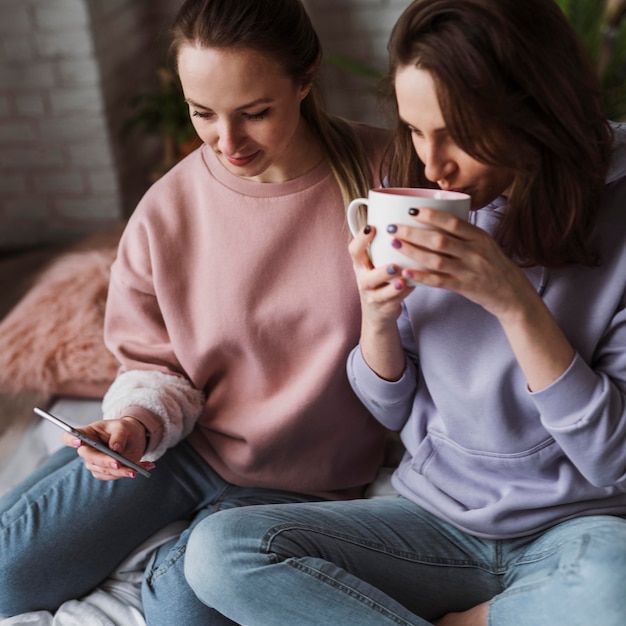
[347,187,471,271]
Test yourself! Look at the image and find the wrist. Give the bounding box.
[121,416,150,454]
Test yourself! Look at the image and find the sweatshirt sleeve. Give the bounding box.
[532,289,626,487]
[102,206,204,458]
[533,351,626,488]
[346,304,420,431]
[102,369,204,461]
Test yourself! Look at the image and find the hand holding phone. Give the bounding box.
[34,407,151,478]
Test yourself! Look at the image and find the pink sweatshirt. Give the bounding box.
[103,124,390,499]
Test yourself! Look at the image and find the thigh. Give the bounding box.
[262,497,501,617]
[492,515,626,626]
[0,440,211,614]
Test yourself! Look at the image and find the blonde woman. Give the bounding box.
[0,1,390,624]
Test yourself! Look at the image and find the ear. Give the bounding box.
[298,59,320,101]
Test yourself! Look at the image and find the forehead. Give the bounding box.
[177,45,293,105]
[394,65,445,129]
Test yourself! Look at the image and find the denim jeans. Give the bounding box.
[185,496,626,625]
[0,441,320,624]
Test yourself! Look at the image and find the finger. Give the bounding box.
[88,466,134,481]
[407,207,472,238]
[61,431,82,449]
[84,454,139,480]
[361,271,415,304]
[76,444,122,473]
[349,225,376,269]
[390,224,469,269]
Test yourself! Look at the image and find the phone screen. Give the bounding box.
[34,407,151,478]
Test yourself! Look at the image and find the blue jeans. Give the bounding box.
[0,441,320,624]
[185,496,626,625]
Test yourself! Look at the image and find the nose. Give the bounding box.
[216,119,244,156]
[419,140,454,185]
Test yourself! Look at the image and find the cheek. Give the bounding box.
[410,135,424,161]
[189,118,211,143]
[260,123,293,152]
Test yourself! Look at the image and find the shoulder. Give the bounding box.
[129,148,210,231]
[118,149,210,262]
[145,147,207,200]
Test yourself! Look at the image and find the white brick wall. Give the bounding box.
[0,0,179,251]
[0,0,406,251]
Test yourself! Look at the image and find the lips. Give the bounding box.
[224,151,260,167]
[442,185,465,194]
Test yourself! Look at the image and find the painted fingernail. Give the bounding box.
[387,224,398,233]
[394,281,403,291]
[403,270,414,281]
[386,265,397,275]
[364,225,372,235]
[409,208,419,216]
[391,238,402,249]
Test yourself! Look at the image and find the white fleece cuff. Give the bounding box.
[102,370,205,461]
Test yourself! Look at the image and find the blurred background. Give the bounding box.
[0,0,624,253]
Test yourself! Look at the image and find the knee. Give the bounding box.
[572,531,626,618]
[549,522,626,624]
[185,508,261,607]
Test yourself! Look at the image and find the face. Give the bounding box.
[178,45,312,183]
[394,65,513,209]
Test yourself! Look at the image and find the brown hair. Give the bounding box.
[171,0,375,205]
[385,0,613,267]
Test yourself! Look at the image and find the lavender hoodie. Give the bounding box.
[348,123,626,539]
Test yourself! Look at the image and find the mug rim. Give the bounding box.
[373,187,470,201]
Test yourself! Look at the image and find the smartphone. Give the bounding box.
[34,406,151,478]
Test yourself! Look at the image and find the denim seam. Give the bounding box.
[262,522,494,571]
[146,544,187,586]
[288,558,417,626]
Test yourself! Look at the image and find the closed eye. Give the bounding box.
[243,108,270,121]
[192,110,214,120]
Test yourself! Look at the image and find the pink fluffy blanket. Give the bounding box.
[0,227,124,398]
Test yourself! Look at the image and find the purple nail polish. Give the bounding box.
[409,208,419,216]
[386,265,397,275]
[394,281,403,290]
[387,224,398,233]
[364,225,372,235]
[391,238,402,249]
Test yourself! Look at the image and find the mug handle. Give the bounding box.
[346,198,369,237]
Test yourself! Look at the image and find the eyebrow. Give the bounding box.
[185,97,273,112]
